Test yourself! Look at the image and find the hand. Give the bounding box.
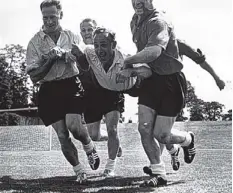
[116,70,132,83]
[215,78,225,90]
[64,51,76,64]
[47,47,63,60]
[135,76,144,88]
[71,44,83,58]
[134,66,152,79]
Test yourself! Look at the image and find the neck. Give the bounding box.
[44,26,62,44]
[103,53,115,72]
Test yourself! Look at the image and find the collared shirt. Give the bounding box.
[26,29,80,83]
[84,45,136,91]
[130,10,183,75]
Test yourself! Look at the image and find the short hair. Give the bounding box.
[40,0,62,11]
[93,27,116,42]
[80,18,97,28]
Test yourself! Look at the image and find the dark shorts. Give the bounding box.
[38,76,85,126]
[138,71,187,117]
[84,88,124,124]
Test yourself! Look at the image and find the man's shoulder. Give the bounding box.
[147,10,172,26]
[28,31,44,46]
[62,29,80,40]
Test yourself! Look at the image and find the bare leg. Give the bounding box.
[138,105,161,164]
[52,119,79,166]
[105,111,120,160]
[87,121,108,141]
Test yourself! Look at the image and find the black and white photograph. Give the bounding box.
[0,0,232,192]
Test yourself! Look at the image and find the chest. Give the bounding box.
[37,33,72,55]
[131,20,149,52]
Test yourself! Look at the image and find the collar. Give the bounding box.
[132,9,157,26]
[38,26,64,39]
[107,49,124,72]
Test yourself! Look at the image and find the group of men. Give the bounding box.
[25,0,225,187]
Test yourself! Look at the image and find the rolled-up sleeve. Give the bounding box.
[146,19,170,50]
[25,41,40,74]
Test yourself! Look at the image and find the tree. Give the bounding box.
[176,110,188,122]
[185,80,199,108]
[222,110,232,121]
[189,99,205,121]
[0,44,32,125]
[0,44,30,109]
[202,101,224,121]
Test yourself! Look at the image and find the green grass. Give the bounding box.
[0,121,232,193]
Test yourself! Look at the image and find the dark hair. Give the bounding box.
[93,27,116,42]
[80,18,97,28]
[40,0,62,11]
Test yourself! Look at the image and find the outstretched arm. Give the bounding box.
[178,40,225,90]
[199,60,225,90]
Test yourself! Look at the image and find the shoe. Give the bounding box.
[103,169,115,178]
[143,166,153,176]
[182,132,196,164]
[140,175,167,187]
[76,172,87,184]
[86,148,100,170]
[117,146,123,157]
[171,147,180,171]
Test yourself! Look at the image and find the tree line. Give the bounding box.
[0,44,232,125]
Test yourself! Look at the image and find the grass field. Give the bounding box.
[0,121,232,193]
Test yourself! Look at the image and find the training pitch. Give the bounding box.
[0,121,232,193]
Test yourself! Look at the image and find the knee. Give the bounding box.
[89,133,99,141]
[67,122,82,139]
[57,132,71,148]
[155,132,171,144]
[138,121,153,138]
[107,125,118,137]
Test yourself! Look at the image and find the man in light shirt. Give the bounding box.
[71,27,150,177]
[25,0,100,184]
[78,18,109,142]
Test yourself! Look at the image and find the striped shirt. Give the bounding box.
[84,45,136,91]
[26,29,80,83]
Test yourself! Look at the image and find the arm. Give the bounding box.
[178,40,225,90]
[124,46,162,68]
[71,44,90,70]
[199,60,225,90]
[26,42,57,83]
[28,58,56,83]
[177,40,205,63]
[124,19,169,69]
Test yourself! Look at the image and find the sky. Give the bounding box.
[0,0,232,122]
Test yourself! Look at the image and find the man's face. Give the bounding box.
[42,5,61,33]
[80,21,96,45]
[131,0,152,15]
[93,33,115,66]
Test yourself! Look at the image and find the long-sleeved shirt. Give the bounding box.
[84,45,136,91]
[26,29,80,83]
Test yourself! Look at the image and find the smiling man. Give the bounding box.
[78,18,109,142]
[118,0,197,187]
[25,0,100,184]
[71,27,151,177]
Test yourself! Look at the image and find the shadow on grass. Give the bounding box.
[0,175,186,193]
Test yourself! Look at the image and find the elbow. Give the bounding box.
[28,70,41,83]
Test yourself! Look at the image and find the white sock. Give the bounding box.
[73,163,85,175]
[105,159,116,171]
[180,132,192,147]
[168,144,179,155]
[83,140,94,153]
[150,161,166,176]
